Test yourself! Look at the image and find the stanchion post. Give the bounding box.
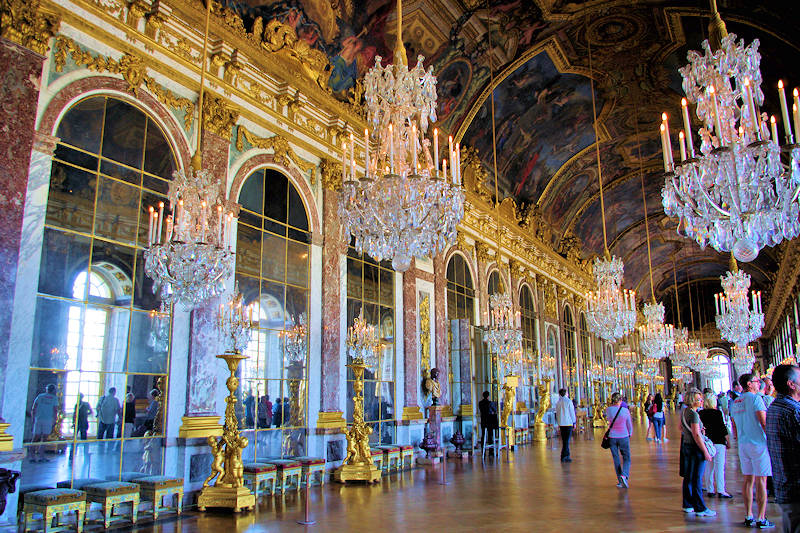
[296,485,316,526]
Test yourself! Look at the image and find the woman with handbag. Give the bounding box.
[680,389,717,517]
[699,394,731,498]
[603,393,633,488]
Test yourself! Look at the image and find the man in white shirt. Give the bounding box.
[556,388,576,463]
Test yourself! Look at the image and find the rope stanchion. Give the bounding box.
[438,452,449,485]
[296,483,316,526]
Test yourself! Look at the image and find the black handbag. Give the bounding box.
[601,406,623,449]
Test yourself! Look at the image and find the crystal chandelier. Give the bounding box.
[586,256,637,342]
[616,346,637,377]
[714,262,764,346]
[346,308,381,367]
[484,292,523,367]
[280,313,307,365]
[540,352,556,379]
[672,326,691,366]
[686,338,710,371]
[143,2,237,309]
[144,168,237,309]
[638,301,675,360]
[604,365,616,384]
[217,285,254,354]
[660,2,800,262]
[338,0,464,272]
[733,344,756,374]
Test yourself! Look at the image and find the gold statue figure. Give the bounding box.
[335,358,381,483]
[203,436,225,487]
[533,378,552,442]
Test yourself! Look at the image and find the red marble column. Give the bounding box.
[185,129,229,417]
[433,254,449,406]
[0,39,47,421]
[320,187,343,412]
[403,263,419,409]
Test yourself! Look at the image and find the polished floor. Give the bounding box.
[121,415,786,531]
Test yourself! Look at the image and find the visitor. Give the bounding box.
[645,393,655,441]
[244,390,255,428]
[652,392,667,443]
[273,397,283,427]
[680,388,716,517]
[282,397,290,424]
[718,390,730,427]
[123,390,136,437]
[604,392,632,488]
[555,388,576,463]
[30,384,58,462]
[762,377,776,408]
[72,393,92,441]
[478,391,498,445]
[699,394,731,498]
[766,364,800,533]
[258,395,272,428]
[730,373,774,528]
[143,389,160,432]
[731,380,743,400]
[96,387,121,441]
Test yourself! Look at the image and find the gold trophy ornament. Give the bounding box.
[334,309,382,483]
[197,286,257,513]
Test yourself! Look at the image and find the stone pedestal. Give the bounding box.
[427,405,443,449]
[533,421,547,442]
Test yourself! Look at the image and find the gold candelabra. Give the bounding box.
[500,375,519,447]
[533,377,551,442]
[334,358,381,483]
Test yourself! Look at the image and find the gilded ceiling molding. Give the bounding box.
[0,0,60,55]
[319,157,341,191]
[53,35,195,128]
[203,94,238,138]
[236,125,317,185]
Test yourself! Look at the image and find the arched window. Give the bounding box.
[488,269,505,295]
[27,96,175,486]
[563,306,576,394]
[235,167,310,459]
[446,253,475,414]
[579,313,591,400]
[519,284,537,408]
[708,353,732,393]
[346,240,395,445]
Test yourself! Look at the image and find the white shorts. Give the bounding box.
[738,442,772,477]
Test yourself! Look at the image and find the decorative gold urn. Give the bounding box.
[334,359,381,483]
[197,351,256,513]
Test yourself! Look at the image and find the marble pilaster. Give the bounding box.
[320,188,343,413]
[433,254,448,406]
[0,40,47,427]
[402,263,419,409]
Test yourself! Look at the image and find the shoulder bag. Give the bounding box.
[601,406,623,449]
[682,409,716,458]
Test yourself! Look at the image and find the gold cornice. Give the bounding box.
[1,0,60,55]
[319,157,342,191]
[202,93,238,138]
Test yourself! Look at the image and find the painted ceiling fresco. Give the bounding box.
[228,0,800,305]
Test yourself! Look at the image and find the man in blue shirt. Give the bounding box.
[766,364,800,533]
[731,373,774,529]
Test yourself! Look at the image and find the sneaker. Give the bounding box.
[744,516,756,527]
[682,507,695,513]
[696,509,717,517]
[616,482,624,488]
[662,437,669,442]
[563,457,572,463]
[756,519,775,529]
[620,475,629,488]
[707,492,717,498]
[718,493,733,499]
[646,437,653,441]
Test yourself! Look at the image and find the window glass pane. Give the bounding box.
[238,169,264,215]
[285,239,308,288]
[143,119,175,178]
[127,310,169,373]
[235,223,262,278]
[379,268,393,306]
[101,99,146,169]
[262,170,288,224]
[54,144,98,172]
[100,159,140,186]
[347,258,362,299]
[94,176,140,245]
[260,232,286,282]
[46,162,97,233]
[55,97,105,153]
[287,184,308,231]
[39,229,91,298]
[363,263,379,303]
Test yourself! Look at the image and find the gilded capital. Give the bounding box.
[1,0,60,55]
[475,242,493,265]
[203,94,239,138]
[319,157,342,191]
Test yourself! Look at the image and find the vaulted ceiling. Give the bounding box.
[231,0,800,321]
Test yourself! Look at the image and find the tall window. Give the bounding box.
[346,243,395,445]
[235,167,310,459]
[563,307,576,395]
[477,270,506,399]
[446,253,474,411]
[579,313,591,401]
[26,96,175,487]
[518,284,537,409]
[708,354,732,393]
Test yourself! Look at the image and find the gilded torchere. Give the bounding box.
[500,375,518,447]
[592,380,606,428]
[334,359,381,483]
[198,288,256,513]
[533,378,551,442]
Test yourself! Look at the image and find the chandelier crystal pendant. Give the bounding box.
[280,313,308,366]
[338,0,464,272]
[616,346,637,377]
[733,344,756,374]
[144,167,237,309]
[484,292,523,367]
[714,262,764,346]
[586,255,637,342]
[672,326,690,366]
[346,308,381,367]
[638,301,675,360]
[217,285,255,354]
[660,2,800,262]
